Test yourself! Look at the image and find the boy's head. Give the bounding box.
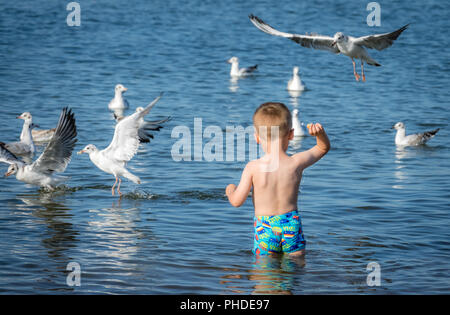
[253,102,293,143]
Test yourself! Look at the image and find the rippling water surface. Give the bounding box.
[0,0,449,294]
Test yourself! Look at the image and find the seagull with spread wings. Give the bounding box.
[249,15,408,82]
[1,108,77,189]
[78,93,163,196]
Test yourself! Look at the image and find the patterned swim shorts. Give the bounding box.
[253,210,306,255]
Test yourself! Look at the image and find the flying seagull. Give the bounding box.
[392,122,439,147]
[1,108,77,189]
[249,14,409,82]
[78,93,163,196]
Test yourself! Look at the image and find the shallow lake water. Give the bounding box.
[0,0,449,294]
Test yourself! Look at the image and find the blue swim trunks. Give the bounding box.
[253,210,306,255]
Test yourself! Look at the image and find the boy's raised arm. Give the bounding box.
[226,162,254,207]
[294,123,330,169]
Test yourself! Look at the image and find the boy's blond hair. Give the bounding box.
[253,102,292,141]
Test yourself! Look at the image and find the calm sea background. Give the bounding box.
[0,0,449,294]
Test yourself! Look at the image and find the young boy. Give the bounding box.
[226,102,330,256]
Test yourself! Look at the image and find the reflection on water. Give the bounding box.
[249,255,305,295]
[393,147,409,189]
[229,77,239,93]
[87,202,143,262]
[288,89,303,107]
[289,136,304,152]
[219,254,305,295]
[17,192,77,260]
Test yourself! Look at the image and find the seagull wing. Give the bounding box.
[0,143,23,165]
[249,14,339,54]
[144,116,171,127]
[353,24,409,51]
[31,107,77,174]
[103,93,163,161]
[138,116,171,143]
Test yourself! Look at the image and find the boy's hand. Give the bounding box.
[226,184,237,197]
[307,123,325,137]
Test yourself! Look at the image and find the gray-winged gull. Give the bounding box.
[249,14,408,81]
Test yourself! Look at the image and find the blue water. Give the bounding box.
[0,0,449,294]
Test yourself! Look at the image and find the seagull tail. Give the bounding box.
[123,171,141,185]
[424,128,440,140]
[366,59,381,67]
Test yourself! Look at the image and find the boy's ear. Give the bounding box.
[254,132,260,144]
[288,128,294,140]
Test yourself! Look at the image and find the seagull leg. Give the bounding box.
[112,176,118,196]
[361,60,366,82]
[352,58,360,81]
[117,178,122,196]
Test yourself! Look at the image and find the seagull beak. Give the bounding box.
[123,87,128,92]
[4,171,12,177]
[77,150,85,155]
[16,115,22,119]
[331,41,336,47]
[391,125,396,129]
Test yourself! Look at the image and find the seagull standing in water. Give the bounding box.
[0,108,77,189]
[78,93,163,196]
[249,15,408,81]
[227,57,258,78]
[108,84,130,110]
[287,66,305,92]
[1,112,37,156]
[392,122,439,147]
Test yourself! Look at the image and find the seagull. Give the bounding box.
[292,109,306,137]
[287,66,305,92]
[114,107,171,143]
[1,108,77,189]
[392,122,440,147]
[249,14,408,82]
[78,93,163,196]
[227,57,258,77]
[1,112,37,156]
[108,84,130,110]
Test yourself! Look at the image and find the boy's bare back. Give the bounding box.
[226,122,330,217]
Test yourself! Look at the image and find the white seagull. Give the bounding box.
[108,84,130,110]
[249,15,409,82]
[392,122,439,147]
[227,57,258,78]
[287,66,305,92]
[292,109,306,137]
[1,112,37,156]
[0,108,77,189]
[78,93,163,196]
